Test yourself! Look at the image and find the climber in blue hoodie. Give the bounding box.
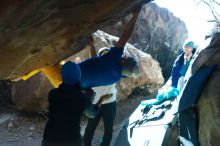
[77,9,141,89]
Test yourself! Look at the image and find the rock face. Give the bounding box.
[103,2,188,79]
[0,0,150,80]
[0,81,12,108]
[192,33,220,146]
[11,30,164,112]
[12,73,53,113]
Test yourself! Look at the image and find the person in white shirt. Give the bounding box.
[83,42,117,146]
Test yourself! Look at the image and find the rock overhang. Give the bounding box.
[0,0,151,80]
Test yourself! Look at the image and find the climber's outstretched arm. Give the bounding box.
[115,8,141,48]
[87,35,97,58]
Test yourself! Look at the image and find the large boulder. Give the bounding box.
[0,0,150,80]
[103,2,188,79]
[12,73,53,113]
[192,33,220,146]
[198,71,220,146]
[11,30,164,112]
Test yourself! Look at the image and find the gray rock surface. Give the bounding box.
[12,73,52,113]
[193,33,220,146]
[103,2,188,79]
[0,0,150,80]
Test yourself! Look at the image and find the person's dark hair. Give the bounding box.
[121,56,137,73]
[83,88,95,101]
[98,47,110,56]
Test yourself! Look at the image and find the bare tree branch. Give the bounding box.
[209,0,220,18]
[201,0,220,22]
[212,0,220,6]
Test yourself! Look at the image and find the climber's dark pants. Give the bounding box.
[84,101,117,146]
[41,138,83,146]
[178,107,200,146]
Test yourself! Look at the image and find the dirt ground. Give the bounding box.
[0,96,145,146]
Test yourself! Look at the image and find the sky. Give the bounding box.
[154,0,216,49]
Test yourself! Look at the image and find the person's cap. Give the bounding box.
[61,61,81,85]
[98,47,110,56]
[183,41,194,48]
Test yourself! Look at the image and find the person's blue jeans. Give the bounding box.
[84,101,117,146]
